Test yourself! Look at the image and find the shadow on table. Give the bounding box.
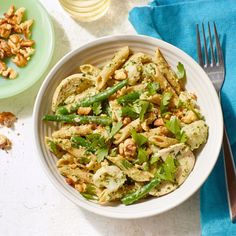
[76,0,131,37]
[80,193,200,236]
[0,17,71,119]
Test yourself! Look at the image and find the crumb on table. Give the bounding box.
[0,111,17,128]
[0,134,12,150]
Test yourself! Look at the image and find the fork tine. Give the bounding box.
[214,22,224,65]
[208,22,216,65]
[202,23,210,66]
[196,24,204,67]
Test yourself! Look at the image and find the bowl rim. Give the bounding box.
[33,34,223,219]
[0,0,55,99]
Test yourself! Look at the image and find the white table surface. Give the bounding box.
[0,0,200,235]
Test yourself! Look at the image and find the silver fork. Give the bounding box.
[196,22,236,223]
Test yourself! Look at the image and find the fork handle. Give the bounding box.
[223,127,236,223]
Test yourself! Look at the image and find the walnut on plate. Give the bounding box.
[0,5,35,79]
[0,60,17,79]
[0,39,12,58]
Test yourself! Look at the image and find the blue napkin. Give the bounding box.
[129,1,236,235]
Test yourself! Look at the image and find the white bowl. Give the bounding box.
[33,35,223,219]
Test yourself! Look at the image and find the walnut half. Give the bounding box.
[119,138,137,158]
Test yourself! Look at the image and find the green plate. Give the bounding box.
[0,0,55,99]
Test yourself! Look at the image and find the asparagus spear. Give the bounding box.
[121,177,161,205]
[57,79,128,115]
[43,114,112,126]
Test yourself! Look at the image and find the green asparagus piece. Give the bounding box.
[57,79,128,115]
[121,177,161,205]
[43,114,112,125]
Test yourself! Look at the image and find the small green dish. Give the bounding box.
[0,0,55,99]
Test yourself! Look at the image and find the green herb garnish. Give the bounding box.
[165,116,187,143]
[131,129,148,147]
[117,92,140,105]
[139,101,151,122]
[79,156,91,164]
[150,154,160,165]
[85,133,109,162]
[121,106,139,119]
[176,62,186,81]
[110,121,123,138]
[121,159,133,169]
[157,155,177,182]
[92,101,102,115]
[47,140,64,157]
[160,92,172,115]
[147,82,160,95]
[71,136,95,152]
[85,184,96,195]
[137,147,148,164]
[96,148,108,162]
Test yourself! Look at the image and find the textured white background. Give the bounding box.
[0,0,200,235]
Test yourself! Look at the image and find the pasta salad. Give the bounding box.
[43,46,208,205]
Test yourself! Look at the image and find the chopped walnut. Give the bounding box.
[65,178,75,187]
[0,61,7,73]
[4,5,14,18]
[118,143,124,156]
[19,47,35,60]
[0,19,7,25]
[114,69,127,80]
[77,107,92,115]
[19,19,33,38]
[181,110,198,124]
[2,67,18,79]
[21,39,34,47]
[0,50,4,59]
[11,53,27,67]
[12,24,22,34]
[14,7,25,24]
[0,134,12,150]
[4,6,25,25]
[123,138,137,157]
[159,126,170,136]
[174,109,184,119]
[75,183,87,192]
[8,34,21,54]
[154,118,164,126]
[0,23,12,38]
[122,117,131,125]
[0,112,17,127]
[0,39,12,57]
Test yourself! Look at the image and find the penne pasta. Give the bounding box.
[155,48,182,94]
[80,64,101,77]
[95,46,130,90]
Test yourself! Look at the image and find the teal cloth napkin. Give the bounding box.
[129,0,236,235]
